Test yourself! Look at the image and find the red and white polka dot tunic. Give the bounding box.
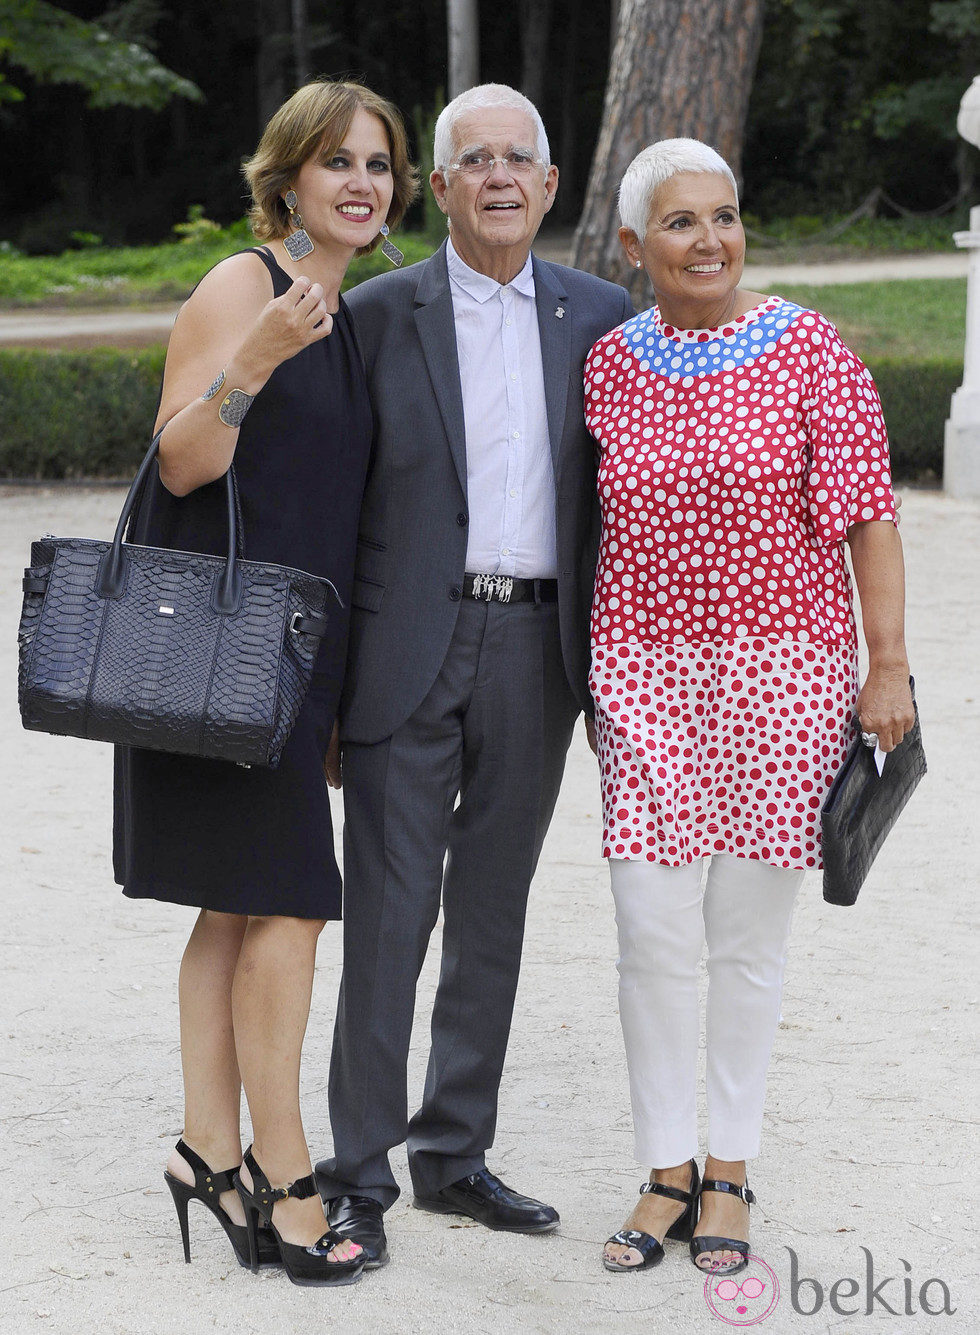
[585,296,896,869]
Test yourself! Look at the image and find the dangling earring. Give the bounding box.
[282,189,314,261]
[379,222,404,268]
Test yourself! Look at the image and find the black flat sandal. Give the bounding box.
[163,1139,280,1268]
[689,1178,756,1276]
[235,1147,365,1287]
[603,1159,700,1273]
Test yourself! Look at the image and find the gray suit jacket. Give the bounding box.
[340,241,633,745]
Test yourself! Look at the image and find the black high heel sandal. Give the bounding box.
[603,1159,700,1273]
[689,1178,756,1275]
[235,1147,365,1287]
[163,1139,279,1268]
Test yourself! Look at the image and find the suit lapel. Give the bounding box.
[532,256,571,472]
[414,244,467,495]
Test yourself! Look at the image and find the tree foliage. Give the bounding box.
[0,0,974,253]
[743,0,978,212]
[0,0,201,107]
[868,2,979,144]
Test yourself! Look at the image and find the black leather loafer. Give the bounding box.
[326,1194,389,1269]
[413,1168,559,1233]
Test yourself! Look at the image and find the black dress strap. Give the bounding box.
[246,245,290,296]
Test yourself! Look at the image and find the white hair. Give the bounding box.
[433,83,551,172]
[618,138,739,236]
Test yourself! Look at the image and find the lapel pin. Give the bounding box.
[555,306,565,318]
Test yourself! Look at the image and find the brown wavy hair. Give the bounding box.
[244,80,418,255]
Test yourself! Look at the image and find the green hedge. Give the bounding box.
[0,347,958,482]
[0,347,166,479]
[865,356,960,482]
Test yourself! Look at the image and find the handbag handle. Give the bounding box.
[96,431,242,613]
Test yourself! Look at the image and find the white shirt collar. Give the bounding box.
[446,238,535,303]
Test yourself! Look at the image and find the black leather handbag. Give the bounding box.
[17,435,340,768]
[820,679,926,906]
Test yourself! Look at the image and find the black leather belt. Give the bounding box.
[462,573,558,604]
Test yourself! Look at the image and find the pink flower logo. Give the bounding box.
[703,1254,780,1325]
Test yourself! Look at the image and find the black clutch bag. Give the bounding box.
[820,678,926,905]
[17,434,340,769]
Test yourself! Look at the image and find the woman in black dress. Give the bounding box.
[113,80,417,1285]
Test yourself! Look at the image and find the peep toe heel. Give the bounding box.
[689,1177,756,1275]
[603,1158,700,1272]
[163,1139,279,1268]
[235,1146,364,1287]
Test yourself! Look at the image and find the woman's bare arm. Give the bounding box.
[154,252,332,496]
[846,518,915,751]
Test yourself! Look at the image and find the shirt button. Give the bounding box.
[502,547,511,556]
[512,430,520,439]
[456,512,468,526]
[510,373,517,380]
[449,585,461,601]
[505,318,513,326]
[509,489,517,498]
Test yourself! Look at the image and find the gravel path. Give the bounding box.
[1,483,976,1333]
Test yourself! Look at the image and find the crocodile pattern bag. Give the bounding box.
[17,435,340,769]
[821,678,926,906]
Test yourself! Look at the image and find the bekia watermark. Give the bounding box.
[703,1248,956,1325]
[787,1248,955,1318]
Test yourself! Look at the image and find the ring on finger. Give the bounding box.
[860,730,878,748]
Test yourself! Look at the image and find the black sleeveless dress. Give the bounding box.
[113,248,371,919]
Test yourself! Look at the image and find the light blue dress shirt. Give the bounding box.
[446,238,557,579]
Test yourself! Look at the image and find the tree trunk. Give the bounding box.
[291,0,309,87]
[256,0,289,129]
[555,0,582,221]
[571,0,765,291]
[447,0,479,100]
[519,0,552,112]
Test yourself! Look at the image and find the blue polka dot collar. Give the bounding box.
[621,295,806,378]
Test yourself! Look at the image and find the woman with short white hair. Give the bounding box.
[586,138,913,1276]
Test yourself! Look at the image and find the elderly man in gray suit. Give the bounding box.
[316,83,632,1266]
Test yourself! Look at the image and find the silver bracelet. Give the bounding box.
[201,369,254,428]
[201,369,226,401]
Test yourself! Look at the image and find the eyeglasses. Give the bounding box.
[448,147,545,178]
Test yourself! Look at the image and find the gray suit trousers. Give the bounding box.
[317,596,579,1207]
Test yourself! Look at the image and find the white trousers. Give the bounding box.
[609,855,804,1168]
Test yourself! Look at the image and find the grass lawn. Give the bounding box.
[768,279,965,362]
[1,209,964,307]
[0,216,965,360]
[0,227,437,307]
[740,211,967,264]
[0,203,969,312]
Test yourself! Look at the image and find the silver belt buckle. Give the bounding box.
[472,574,514,603]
